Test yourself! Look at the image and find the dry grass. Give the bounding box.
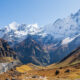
[0,57,14,63]
[1,63,80,80]
[16,65,32,73]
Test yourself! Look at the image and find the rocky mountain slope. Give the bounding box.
[0,38,17,60]
[60,46,80,65]
[49,34,80,63]
[14,35,50,66]
[0,38,21,74]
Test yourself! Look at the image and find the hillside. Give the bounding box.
[0,38,17,62]
[14,35,50,66]
[0,38,21,74]
[1,47,80,80]
[59,47,80,66]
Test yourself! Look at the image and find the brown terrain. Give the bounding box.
[0,63,80,80]
[0,40,80,80]
[0,38,17,62]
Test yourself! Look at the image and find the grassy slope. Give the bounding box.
[0,57,15,63]
[1,48,80,79]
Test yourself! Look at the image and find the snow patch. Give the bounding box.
[62,34,80,45]
[61,37,75,45]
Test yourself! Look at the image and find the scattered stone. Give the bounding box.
[10,68,14,71]
[5,78,10,80]
[59,67,63,69]
[11,77,16,80]
[32,75,39,78]
[65,69,70,73]
[55,70,60,75]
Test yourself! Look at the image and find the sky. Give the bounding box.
[0,0,80,27]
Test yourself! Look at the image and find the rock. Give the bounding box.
[55,70,60,75]
[32,75,39,78]
[59,67,63,69]
[11,77,16,80]
[65,69,70,73]
[5,78,10,80]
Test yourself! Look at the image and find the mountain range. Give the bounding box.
[0,9,80,65]
[14,35,50,66]
[44,9,80,39]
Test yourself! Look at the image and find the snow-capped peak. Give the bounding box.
[27,24,38,28]
[0,22,47,42]
[44,9,80,39]
[5,22,40,33]
[5,22,19,32]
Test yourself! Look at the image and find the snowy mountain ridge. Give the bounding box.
[44,9,80,39]
[5,22,46,37]
[0,22,47,42]
[0,9,80,44]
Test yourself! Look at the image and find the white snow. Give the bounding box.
[61,34,80,45]
[0,10,80,42]
[5,22,19,32]
[61,37,75,45]
[44,9,80,39]
[0,22,47,42]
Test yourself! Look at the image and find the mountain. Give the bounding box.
[0,22,58,65]
[42,9,80,63]
[44,9,80,39]
[1,10,80,42]
[0,38,17,61]
[59,47,80,65]
[1,9,80,43]
[14,35,50,66]
[0,38,22,74]
[0,22,47,45]
[49,35,80,63]
[0,9,80,65]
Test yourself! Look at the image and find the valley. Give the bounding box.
[1,47,80,80]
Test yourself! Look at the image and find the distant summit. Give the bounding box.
[44,9,80,39]
[0,22,47,43]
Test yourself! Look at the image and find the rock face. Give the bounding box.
[0,39,17,59]
[0,39,20,73]
[49,35,80,63]
[0,61,19,74]
[14,35,50,66]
